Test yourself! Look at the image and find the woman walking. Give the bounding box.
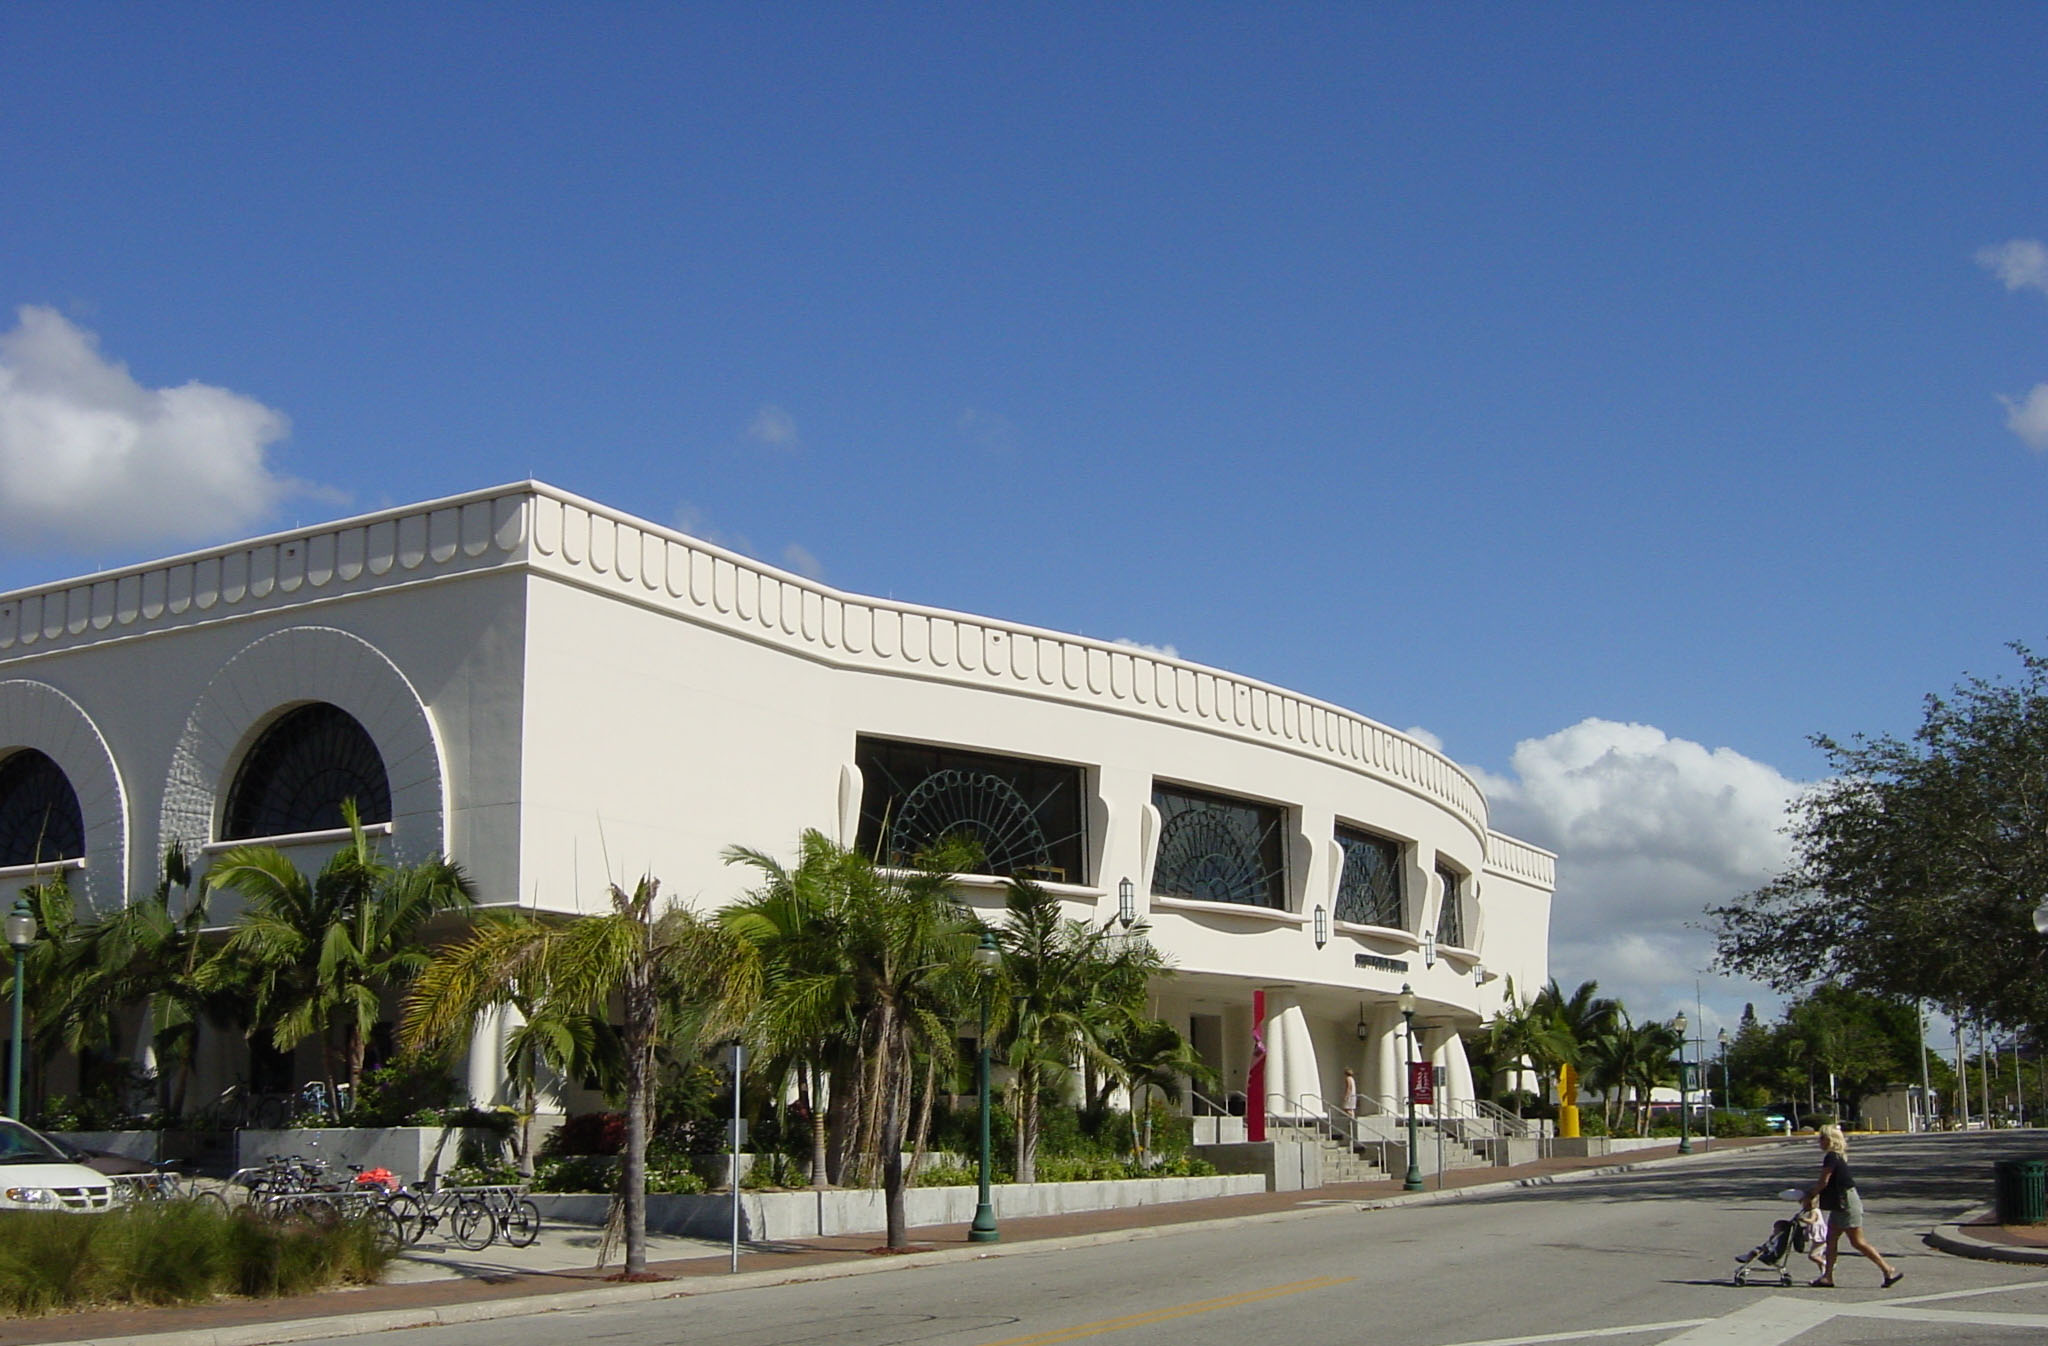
[1804,1123,1903,1288]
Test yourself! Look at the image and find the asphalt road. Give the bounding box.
[289,1133,2048,1346]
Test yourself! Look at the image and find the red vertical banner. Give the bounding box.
[1247,990,1267,1142]
[1409,1061,1435,1106]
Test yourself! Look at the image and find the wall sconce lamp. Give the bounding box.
[1117,876,1135,929]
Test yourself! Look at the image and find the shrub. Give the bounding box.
[532,1155,619,1192]
[543,1111,627,1156]
[348,1054,459,1127]
[0,1202,394,1315]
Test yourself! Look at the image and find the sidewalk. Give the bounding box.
[1,1138,1788,1346]
[1925,1207,2048,1265]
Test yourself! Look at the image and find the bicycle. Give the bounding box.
[464,1183,542,1248]
[376,1178,497,1251]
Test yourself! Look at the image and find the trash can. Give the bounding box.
[1993,1157,2048,1224]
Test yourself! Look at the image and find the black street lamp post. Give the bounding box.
[970,931,1001,1243]
[1399,984,1422,1191]
[1674,1012,1692,1155]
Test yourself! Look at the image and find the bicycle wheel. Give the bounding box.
[383,1192,428,1246]
[501,1197,540,1247]
[367,1202,407,1252]
[451,1195,495,1250]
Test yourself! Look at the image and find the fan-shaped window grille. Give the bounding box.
[0,749,85,867]
[1334,826,1404,928]
[855,737,1086,882]
[1435,863,1467,949]
[223,703,392,840]
[1150,783,1288,909]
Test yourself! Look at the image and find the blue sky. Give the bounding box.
[5,4,2046,1036]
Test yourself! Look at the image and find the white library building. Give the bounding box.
[0,482,1553,1136]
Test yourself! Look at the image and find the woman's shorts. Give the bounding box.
[1839,1189,1866,1229]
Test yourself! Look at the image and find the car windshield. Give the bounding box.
[0,1119,70,1164]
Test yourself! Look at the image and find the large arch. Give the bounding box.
[160,627,446,863]
[0,680,127,913]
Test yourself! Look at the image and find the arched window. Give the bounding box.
[223,703,392,840]
[0,749,85,867]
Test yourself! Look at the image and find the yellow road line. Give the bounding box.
[975,1276,1356,1346]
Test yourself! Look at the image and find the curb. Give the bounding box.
[32,1145,1749,1346]
[1923,1205,2048,1265]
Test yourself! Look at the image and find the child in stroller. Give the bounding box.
[1732,1190,1829,1286]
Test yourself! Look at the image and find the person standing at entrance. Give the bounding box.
[1804,1123,1902,1288]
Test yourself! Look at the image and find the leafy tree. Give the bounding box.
[1712,644,2048,1030]
[206,801,476,1102]
[402,877,757,1278]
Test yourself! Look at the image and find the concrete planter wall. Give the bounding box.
[232,1127,505,1181]
[532,1172,1263,1241]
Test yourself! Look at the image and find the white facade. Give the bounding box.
[0,482,1553,1124]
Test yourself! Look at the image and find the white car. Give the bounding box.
[0,1116,116,1212]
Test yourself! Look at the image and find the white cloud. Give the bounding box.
[2000,384,2048,451]
[780,542,824,579]
[745,404,800,450]
[1483,718,1801,1028]
[1402,725,1445,753]
[0,306,326,551]
[1113,637,1181,659]
[1977,238,2048,296]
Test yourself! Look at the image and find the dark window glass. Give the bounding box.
[1334,826,1404,928]
[855,737,1087,882]
[0,749,85,867]
[1150,783,1288,909]
[1435,864,1467,948]
[223,703,391,840]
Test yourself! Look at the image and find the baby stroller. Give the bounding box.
[1732,1190,1827,1286]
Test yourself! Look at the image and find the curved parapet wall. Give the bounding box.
[521,487,1492,847]
[0,482,1495,850]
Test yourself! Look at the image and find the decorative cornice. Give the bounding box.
[0,481,1520,862]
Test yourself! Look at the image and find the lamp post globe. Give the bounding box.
[969,930,1001,1243]
[1399,983,1422,1191]
[6,898,36,1121]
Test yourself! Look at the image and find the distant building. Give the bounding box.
[0,482,1553,1125]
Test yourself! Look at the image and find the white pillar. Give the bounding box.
[464,1006,510,1108]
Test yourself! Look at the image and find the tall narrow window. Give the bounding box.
[0,750,84,867]
[1334,825,1404,928]
[1435,863,1467,949]
[854,737,1086,882]
[1150,783,1288,909]
[223,703,391,840]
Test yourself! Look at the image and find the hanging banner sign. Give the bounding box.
[1409,1061,1435,1105]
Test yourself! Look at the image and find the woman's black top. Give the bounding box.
[1817,1150,1856,1211]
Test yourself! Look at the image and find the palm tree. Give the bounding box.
[1483,978,1575,1116]
[1106,1018,1215,1163]
[398,911,614,1176]
[721,831,868,1188]
[207,800,476,1103]
[402,876,758,1278]
[991,877,1165,1181]
[52,844,245,1118]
